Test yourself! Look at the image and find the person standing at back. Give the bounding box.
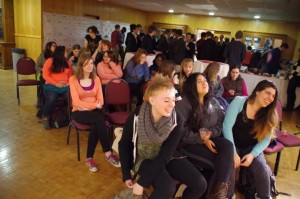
[267,43,289,75]
[224,30,246,67]
[141,25,157,54]
[125,24,140,53]
[157,29,171,59]
[84,26,102,55]
[111,24,121,62]
[172,29,186,65]
[185,32,196,59]
[200,31,217,61]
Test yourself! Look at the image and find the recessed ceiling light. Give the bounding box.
[254,15,260,19]
[209,12,215,16]
[168,9,174,13]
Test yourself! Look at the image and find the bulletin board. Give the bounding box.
[43,12,130,49]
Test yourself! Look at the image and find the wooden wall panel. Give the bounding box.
[42,0,146,25]
[2,0,15,42]
[14,0,42,60]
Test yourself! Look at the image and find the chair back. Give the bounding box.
[276,100,282,130]
[105,78,130,106]
[16,57,36,75]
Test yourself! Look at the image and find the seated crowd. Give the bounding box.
[34,25,288,199]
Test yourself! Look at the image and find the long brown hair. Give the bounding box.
[131,48,147,66]
[158,60,176,79]
[203,62,220,85]
[75,53,96,80]
[248,80,279,141]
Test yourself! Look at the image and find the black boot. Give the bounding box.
[209,182,229,199]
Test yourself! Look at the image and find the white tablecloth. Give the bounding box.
[240,73,300,108]
[123,52,156,69]
[194,60,229,79]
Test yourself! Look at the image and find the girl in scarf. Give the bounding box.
[119,75,207,199]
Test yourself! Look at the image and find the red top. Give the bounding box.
[243,51,253,65]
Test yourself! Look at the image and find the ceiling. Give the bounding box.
[104,0,300,23]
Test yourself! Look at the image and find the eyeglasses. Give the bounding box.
[141,56,147,59]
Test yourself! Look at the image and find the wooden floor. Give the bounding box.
[0,69,299,199]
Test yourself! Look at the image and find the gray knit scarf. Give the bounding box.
[137,102,177,145]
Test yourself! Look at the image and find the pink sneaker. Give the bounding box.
[86,158,98,172]
[106,154,121,167]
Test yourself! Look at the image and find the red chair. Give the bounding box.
[16,57,39,105]
[66,93,90,161]
[105,78,131,143]
[274,100,300,171]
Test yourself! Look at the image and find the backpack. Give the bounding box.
[237,166,291,199]
[49,107,69,128]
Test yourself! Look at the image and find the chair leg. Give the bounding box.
[296,149,300,171]
[76,128,80,161]
[274,151,281,176]
[16,85,20,105]
[67,124,72,145]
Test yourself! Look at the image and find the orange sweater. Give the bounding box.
[69,76,104,112]
[43,58,73,85]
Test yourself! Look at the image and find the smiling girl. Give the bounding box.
[223,80,279,199]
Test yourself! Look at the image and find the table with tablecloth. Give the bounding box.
[240,72,300,108]
[123,52,156,69]
[194,60,230,79]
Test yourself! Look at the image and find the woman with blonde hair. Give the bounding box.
[223,80,278,199]
[69,53,120,172]
[173,58,194,96]
[119,74,207,199]
[203,62,228,110]
[125,48,150,105]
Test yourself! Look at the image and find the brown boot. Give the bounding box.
[209,182,229,199]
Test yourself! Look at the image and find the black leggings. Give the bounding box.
[167,158,207,199]
[72,109,111,157]
[184,137,234,182]
[138,158,207,199]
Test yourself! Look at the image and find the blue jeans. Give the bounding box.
[43,89,68,117]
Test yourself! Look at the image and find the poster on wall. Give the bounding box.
[43,12,130,49]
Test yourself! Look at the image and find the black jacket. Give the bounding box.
[141,34,156,54]
[125,32,140,53]
[119,107,184,187]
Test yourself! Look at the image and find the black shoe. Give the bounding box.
[283,107,293,112]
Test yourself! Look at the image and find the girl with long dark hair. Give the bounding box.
[176,72,234,199]
[223,80,278,199]
[42,46,72,129]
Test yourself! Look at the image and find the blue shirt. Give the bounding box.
[222,96,271,157]
[125,60,150,84]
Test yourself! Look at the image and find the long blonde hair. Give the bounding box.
[203,62,220,85]
[75,53,96,80]
[179,58,194,92]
